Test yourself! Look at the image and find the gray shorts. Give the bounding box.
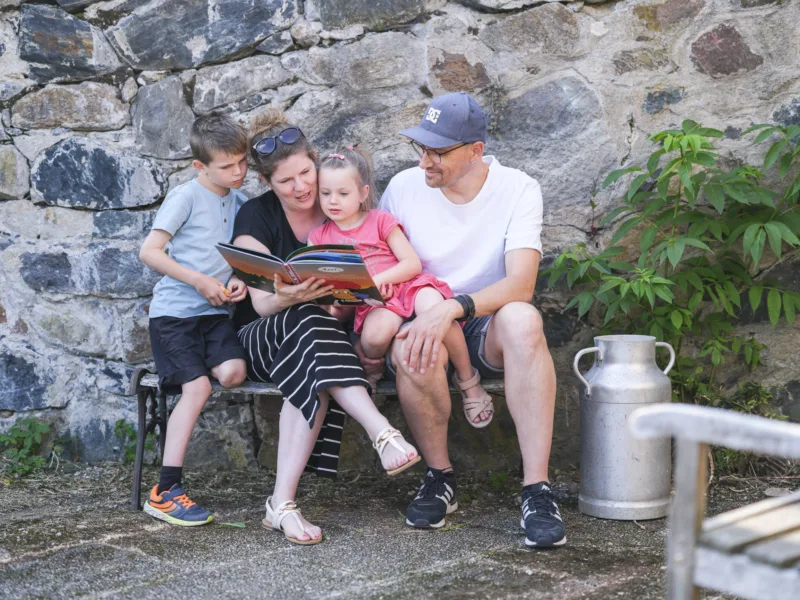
[384,315,504,380]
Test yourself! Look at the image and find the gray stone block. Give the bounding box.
[19,5,122,83]
[106,0,298,70]
[12,83,130,131]
[30,138,165,210]
[132,76,194,160]
[0,145,30,200]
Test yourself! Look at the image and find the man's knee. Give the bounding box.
[494,302,546,348]
[217,359,247,388]
[390,337,449,387]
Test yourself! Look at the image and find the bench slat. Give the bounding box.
[138,373,506,396]
[700,501,800,553]
[746,527,800,568]
[703,491,800,533]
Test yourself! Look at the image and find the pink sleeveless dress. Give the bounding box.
[308,210,454,333]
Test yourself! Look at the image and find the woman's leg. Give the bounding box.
[328,384,417,472]
[414,288,491,424]
[270,392,329,542]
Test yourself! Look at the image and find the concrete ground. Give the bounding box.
[0,464,764,599]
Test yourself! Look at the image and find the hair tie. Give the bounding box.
[327,153,345,160]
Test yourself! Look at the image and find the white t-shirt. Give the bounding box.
[379,156,543,295]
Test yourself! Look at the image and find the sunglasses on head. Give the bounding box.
[252,126,304,156]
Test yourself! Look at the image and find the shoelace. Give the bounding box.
[523,488,556,518]
[417,473,449,500]
[173,493,196,509]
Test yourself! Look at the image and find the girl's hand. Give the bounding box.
[274,275,335,309]
[227,277,248,303]
[379,281,394,300]
[194,274,229,306]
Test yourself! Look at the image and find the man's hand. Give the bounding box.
[396,299,462,374]
[273,275,335,309]
[354,338,385,381]
[194,274,229,306]
[227,276,248,303]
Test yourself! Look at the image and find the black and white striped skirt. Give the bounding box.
[236,303,369,477]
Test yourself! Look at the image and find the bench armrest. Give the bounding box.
[629,404,800,459]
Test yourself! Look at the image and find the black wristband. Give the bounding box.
[453,294,475,322]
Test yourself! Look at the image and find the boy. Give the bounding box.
[139,113,250,526]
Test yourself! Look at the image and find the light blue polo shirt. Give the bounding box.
[148,179,247,319]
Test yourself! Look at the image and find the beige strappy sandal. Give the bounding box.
[452,369,494,429]
[262,497,322,545]
[373,427,421,476]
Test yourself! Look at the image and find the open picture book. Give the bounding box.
[215,243,385,306]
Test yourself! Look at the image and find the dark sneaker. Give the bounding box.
[520,482,566,548]
[405,468,458,529]
[143,485,213,526]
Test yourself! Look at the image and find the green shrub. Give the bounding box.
[546,120,800,406]
[0,418,51,478]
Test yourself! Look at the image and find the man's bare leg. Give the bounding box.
[390,337,452,470]
[483,302,556,486]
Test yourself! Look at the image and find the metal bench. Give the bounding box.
[128,367,505,511]
[630,404,800,600]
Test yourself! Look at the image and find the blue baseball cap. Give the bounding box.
[400,92,488,148]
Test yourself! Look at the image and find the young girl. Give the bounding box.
[308,146,494,428]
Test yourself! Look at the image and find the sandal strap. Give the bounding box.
[267,497,305,534]
[452,368,481,391]
[372,427,406,457]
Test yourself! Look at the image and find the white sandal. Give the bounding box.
[262,496,322,546]
[452,369,494,429]
[373,427,421,476]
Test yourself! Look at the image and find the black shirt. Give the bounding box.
[231,191,305,329]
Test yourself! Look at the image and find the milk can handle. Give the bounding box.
[655,341,675,375]
[573,347,600,396]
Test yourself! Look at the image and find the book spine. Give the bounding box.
[285,264,303,285]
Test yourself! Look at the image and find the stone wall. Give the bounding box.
[1,0,798,470]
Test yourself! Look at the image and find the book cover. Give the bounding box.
[216,242,385,305]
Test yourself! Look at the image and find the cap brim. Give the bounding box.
[399,125,461,149]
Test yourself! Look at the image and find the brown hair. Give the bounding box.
[190,112,248,165]
[318,145,377,212]
[248,108,317,183]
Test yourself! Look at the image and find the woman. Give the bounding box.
[233,109,419,545]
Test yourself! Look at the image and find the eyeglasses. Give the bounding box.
[252,127,304,156]
[409,140,468,164]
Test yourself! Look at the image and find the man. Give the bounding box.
[362,92,565,548]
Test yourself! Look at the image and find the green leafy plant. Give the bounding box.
[546,120,800,404]
[0,418,50,477]
[114,419,156,465]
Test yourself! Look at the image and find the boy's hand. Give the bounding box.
[378,282,394,300]
[227,277,248,303]
[194,274,228,306]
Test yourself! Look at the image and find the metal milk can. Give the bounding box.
[573,335,675,520]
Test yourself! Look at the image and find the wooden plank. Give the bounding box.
[700,502,800,553]
[667,440,708,600]
[695,545,800,600]
[629,404,800,460]
[703,491,800,533]
[746,527,800,568]
[138,372,506,396]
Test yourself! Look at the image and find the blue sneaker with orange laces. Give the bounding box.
[143,484,213,526]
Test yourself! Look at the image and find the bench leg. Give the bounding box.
[130,389,149,511]
[157,390,168,459]
[667,440,708,600]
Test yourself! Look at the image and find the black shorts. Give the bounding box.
[149,314,246,394]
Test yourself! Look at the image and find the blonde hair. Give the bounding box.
[248,108,316,183]
[318,145,377,212]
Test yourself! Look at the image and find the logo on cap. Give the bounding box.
[424,108,441,124]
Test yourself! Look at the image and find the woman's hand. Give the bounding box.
[227,276,248,303]
[273,275,335,309]
[194,274,229,307]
